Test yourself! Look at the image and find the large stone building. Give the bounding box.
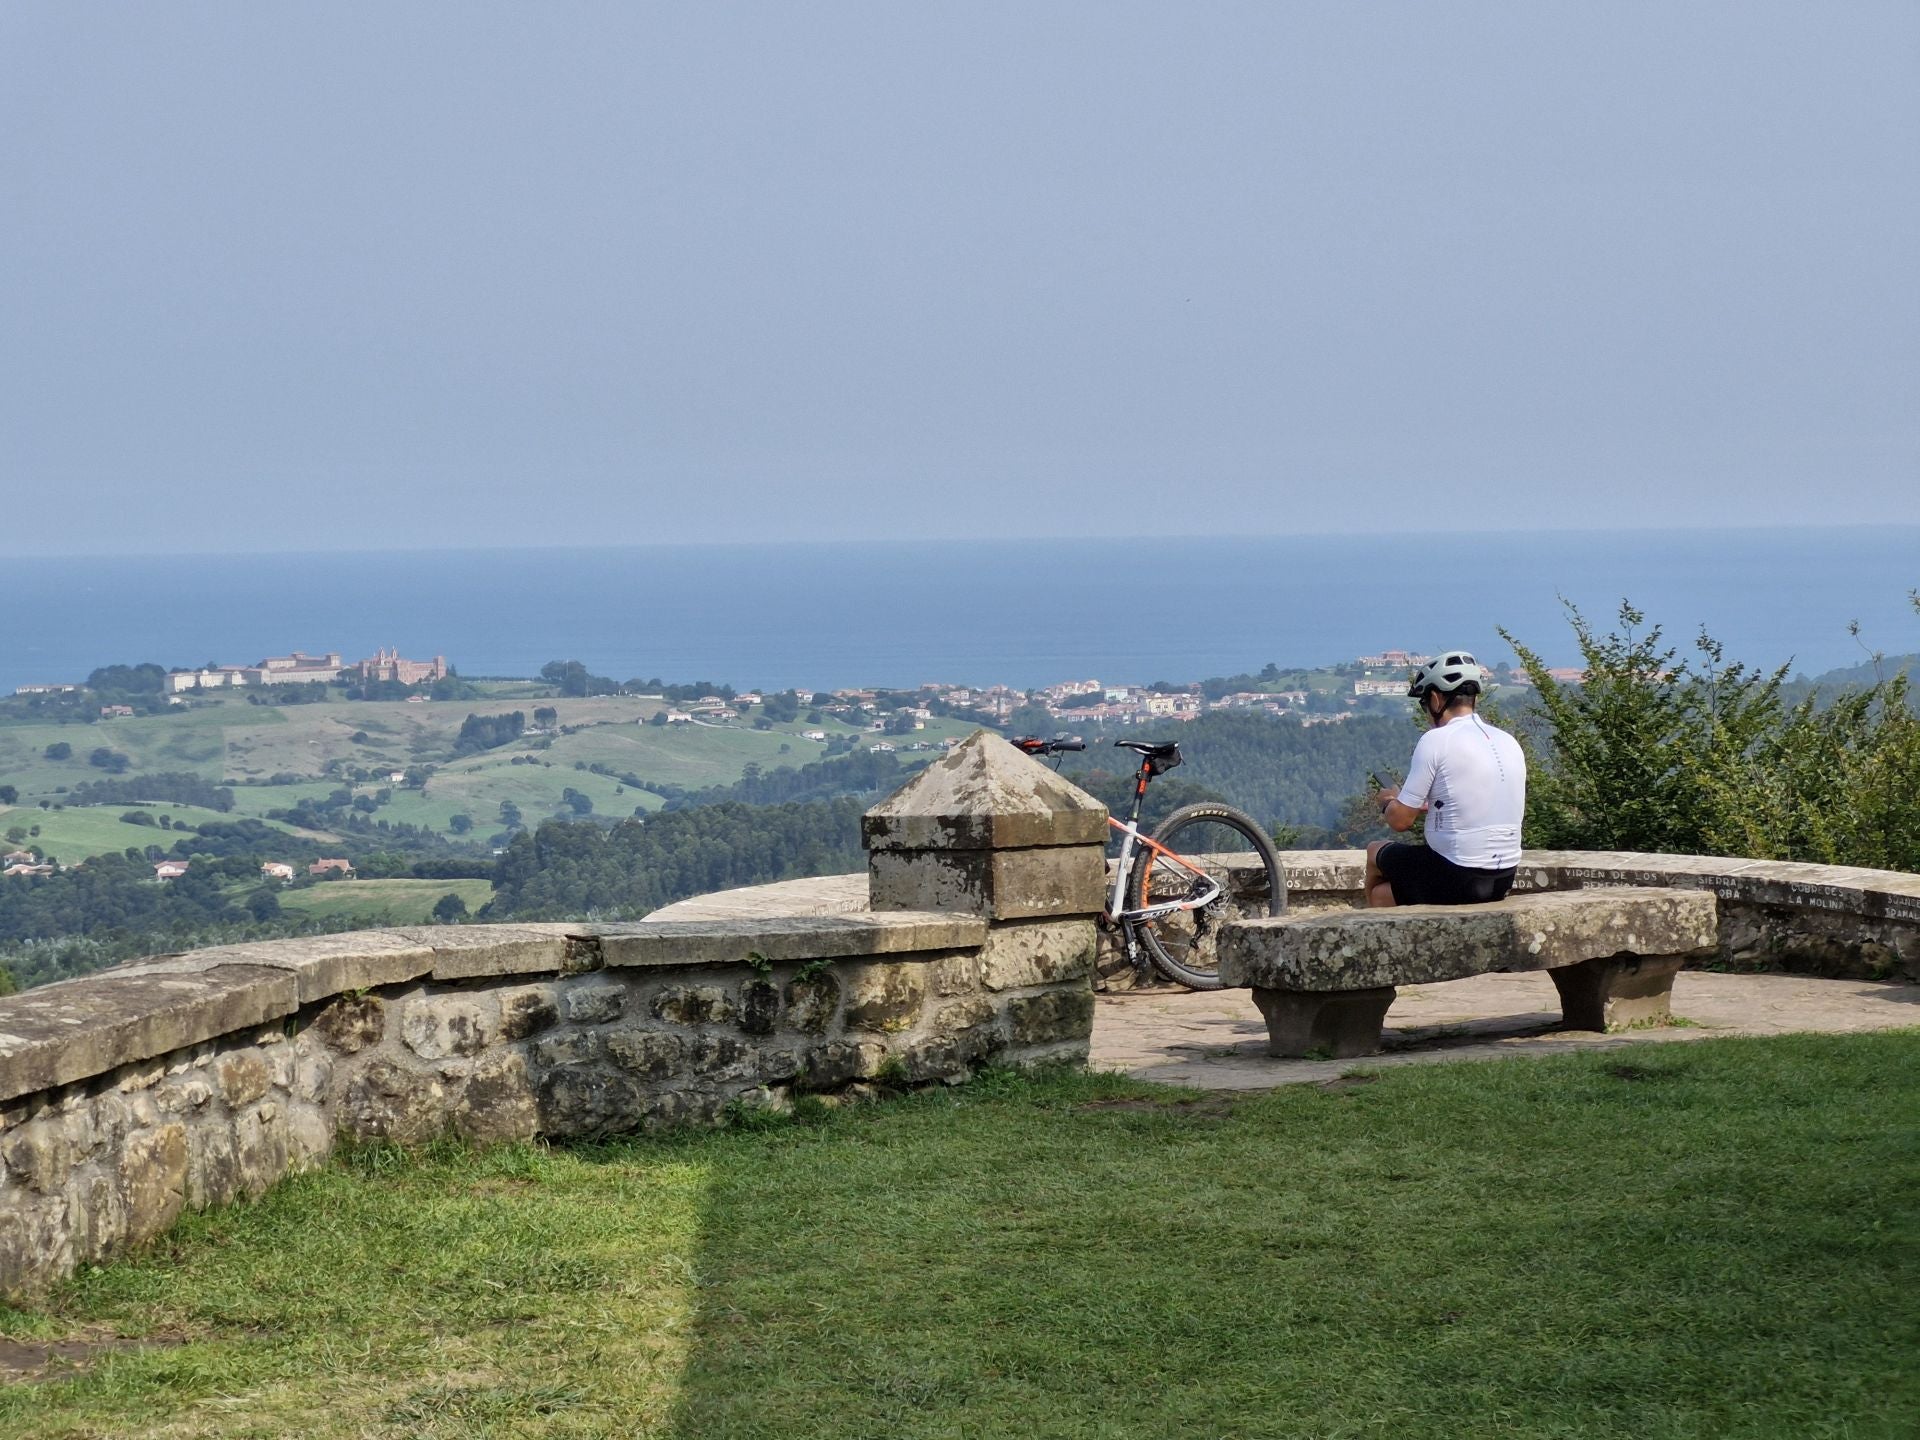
[164,652,344,693]
[350,648,449,686]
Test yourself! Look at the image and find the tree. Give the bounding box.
[85,662,166,694]
[533,706,558,727]
[560,787,594,816]
[43,742,71,761]
[454,712,525,756]
[432,891,469,923]
[245,887,282,922]
[498,800,523,828]
[449,813,473,835]
[1501,602,1786,856]
[539,660,618,697]
[647,710,669,727]
[1502,594,1920,872]
[0,786,16,805]
[1004,703,1056,736]
[88,748,131,774]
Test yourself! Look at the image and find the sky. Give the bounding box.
[2,2,1915,555]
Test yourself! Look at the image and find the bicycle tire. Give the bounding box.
[1125,802,1287,989]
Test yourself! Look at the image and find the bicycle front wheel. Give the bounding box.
[1125,802,1287,989]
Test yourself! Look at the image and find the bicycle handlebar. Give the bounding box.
[1011,734,1087,756]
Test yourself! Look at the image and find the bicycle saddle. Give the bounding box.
[1114,740,1182,760]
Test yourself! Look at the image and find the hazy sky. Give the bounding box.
[3,2,1915,555]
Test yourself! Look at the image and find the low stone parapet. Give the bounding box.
[0,732,1110,1302]
[648,848,1920,989]
[0,916,1101,1301]
[1181,849,1920,986]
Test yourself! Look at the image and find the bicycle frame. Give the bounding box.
[1014,731,1277,989]
[1103,758,1224,936]
[1106,814,1225,924]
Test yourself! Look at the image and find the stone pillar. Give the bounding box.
[864,731,1109,921]
[863,731,1110,1061]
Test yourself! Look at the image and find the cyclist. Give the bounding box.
[1365,648,1526,908]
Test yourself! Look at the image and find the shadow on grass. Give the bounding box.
[3,1036,1918,1438]
[650,1038,1920,1440]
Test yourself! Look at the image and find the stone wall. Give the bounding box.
[665,848,1920,989]
[0,734,1106,1301]
[1147,848,1920,986]
[9,715,1918,1303]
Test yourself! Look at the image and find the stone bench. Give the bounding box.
[1216,887,1720,1059]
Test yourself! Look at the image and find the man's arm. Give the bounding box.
[1380,733,1439,833]
[1378,793,1424,832]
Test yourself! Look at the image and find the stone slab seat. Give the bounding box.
[1216,886,1720,1059]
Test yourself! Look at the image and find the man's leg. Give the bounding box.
[1365,840,1397,908]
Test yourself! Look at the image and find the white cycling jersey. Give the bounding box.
[1395,712,1527,870]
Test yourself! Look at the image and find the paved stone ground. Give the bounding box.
[1091,970,1920,1089]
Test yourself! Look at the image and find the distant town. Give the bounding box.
[0,640,1596,931]
[14,645,1589,730]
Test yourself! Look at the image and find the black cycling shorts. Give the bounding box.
[1375,842,1516,907]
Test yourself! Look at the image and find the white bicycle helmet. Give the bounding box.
[1407,649,1486,698]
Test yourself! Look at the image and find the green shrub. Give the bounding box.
[1503,591,1920,872]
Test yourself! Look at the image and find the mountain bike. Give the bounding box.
[1012,734,1287,989]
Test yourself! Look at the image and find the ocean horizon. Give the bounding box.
[3,528,1916,696]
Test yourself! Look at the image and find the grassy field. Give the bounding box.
[274,878,495,924]
[0,690,966,860]
[0,803,313,864]
[0,707,277,793]
[381,764,658,833]
[2,1032,1914,1439]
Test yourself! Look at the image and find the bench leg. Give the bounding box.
[1251,986,1396,1059]
[1550,954,1685,1032]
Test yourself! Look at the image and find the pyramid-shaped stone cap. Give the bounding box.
[863,730,1108,851]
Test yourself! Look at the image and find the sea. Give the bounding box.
[2,528,1916,696]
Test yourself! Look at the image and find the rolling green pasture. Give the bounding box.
[222,779,346,818]
[0,803,310,864]
[0,691,959,856]
[4,1034,1914,1438]
[274,878,494,924]
[0,707,275,793]
[538,721,802,789]
[380,760,658,831]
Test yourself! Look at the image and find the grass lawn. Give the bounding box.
[2,1032,1915,1439]
[274,878,495,925]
